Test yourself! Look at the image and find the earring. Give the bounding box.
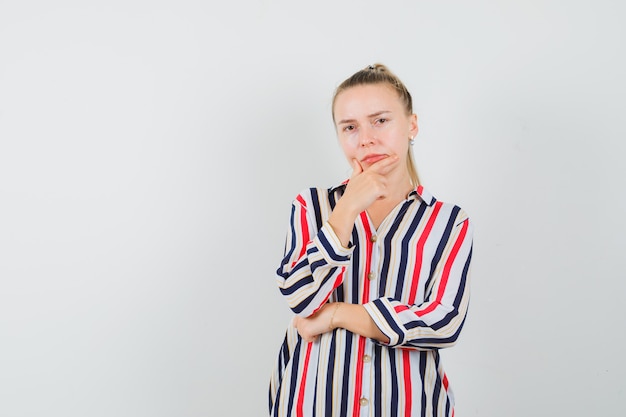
[409,136,415,146]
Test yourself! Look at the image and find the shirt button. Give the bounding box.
[360,397,369,406]
[370,235,377,242]
[363,355,371,363]
[368,272,375,280]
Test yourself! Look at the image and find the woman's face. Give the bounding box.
[333,83,418,172]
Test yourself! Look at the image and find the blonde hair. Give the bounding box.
[332,63,420,186]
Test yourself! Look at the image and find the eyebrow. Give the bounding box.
[337,110,391,125]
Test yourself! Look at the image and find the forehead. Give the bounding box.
[333,83,403,119]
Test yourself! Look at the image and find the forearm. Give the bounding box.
[333,302,390,344]
[327,199,360,248]
[365,295,469,349]
[293,302,390,344]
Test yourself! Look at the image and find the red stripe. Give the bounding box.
[359,211,373,305]
[352,337,367,414]
[296,195,307,207]
[403,350,412,417]
[323,267,346,304]
[408,201,443,304]
[292,195,313,417]
[394,305,409,314]
[416,219,469,316]
[352,211,373,415]
[333,268,345,291]
[311,267,346,315]
[291,202,311,268]
[443,370,452,417]
[416,184,423,195]
[296,342,313,417]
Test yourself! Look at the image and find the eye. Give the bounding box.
[376,118,388,125]
[342,125,356,132]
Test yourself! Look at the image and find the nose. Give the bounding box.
[358,125,375,147]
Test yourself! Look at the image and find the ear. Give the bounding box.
[409,113,419,138]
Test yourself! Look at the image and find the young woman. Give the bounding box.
[269,64,473,417]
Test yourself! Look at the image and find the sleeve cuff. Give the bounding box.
[313,221,354,265]
[364,298,406,347]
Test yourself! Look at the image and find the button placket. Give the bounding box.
[359,338,374,414]
[360,224,378,415]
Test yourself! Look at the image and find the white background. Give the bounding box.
[1,1,625,416]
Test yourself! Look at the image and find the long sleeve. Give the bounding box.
[364,210,473,349]
[276,190,353,317]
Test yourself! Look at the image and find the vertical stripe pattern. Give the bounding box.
[270,184,473,417]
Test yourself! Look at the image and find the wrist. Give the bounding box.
[328,203,360,248]
[328,303,341,330]
[332,198,361,220]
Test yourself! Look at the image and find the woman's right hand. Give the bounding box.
[293,303,337,343]
[327,155,399,246]
[342,155,400,213]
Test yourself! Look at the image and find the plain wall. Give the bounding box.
[1,1,624,416]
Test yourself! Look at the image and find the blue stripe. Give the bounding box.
[371,298,405,346]
[281,332,290,366]
[373,344,383,417]
[281,205,298,265]
[389,351,399,416]
[328,186,340,210]
[432,351,442,417]
[284,340,302,416]
[291,289,319,314]
[316,230,350,262]
[419,353,428,417]
[426,206,460,290]
[324,331,337,412]
[335,283,345,303]
[312,366,318,417]
[270,332,291,414]
[412,239,472,337]
[453,246,472,309]
[339,331,353,417]
[278,274,313,296]
[396,201,427,299]
[309,258,328,272]
[350,232,361,303]
[381,199,413,299]
[310,188,323,231]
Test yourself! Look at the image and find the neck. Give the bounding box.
[389,168,415,198]
[365,171,414,229]
[373,169,414,207]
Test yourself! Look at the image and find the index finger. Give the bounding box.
[367,154,400,173]
[350,158,364,178]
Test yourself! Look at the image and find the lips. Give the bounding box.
[361,154,388,165]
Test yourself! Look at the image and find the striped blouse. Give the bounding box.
[269,183,473,417]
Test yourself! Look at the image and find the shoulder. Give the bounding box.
[417,186,472,228]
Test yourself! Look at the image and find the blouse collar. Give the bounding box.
[330,182,436,207]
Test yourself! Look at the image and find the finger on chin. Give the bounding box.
[351,159,363,176]
[377,158,400,174]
